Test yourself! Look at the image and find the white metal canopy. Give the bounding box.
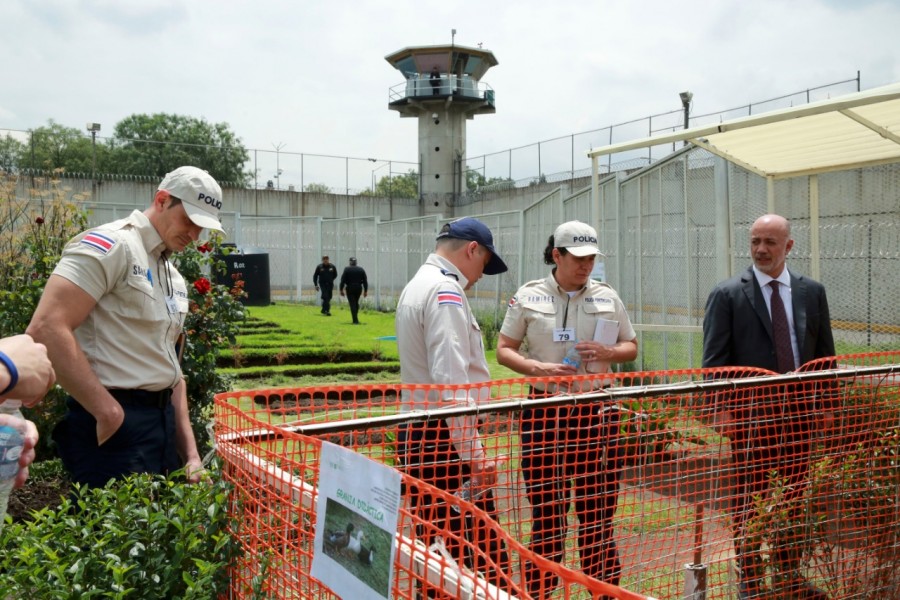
[587,82,900,179]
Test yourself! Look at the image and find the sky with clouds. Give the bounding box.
[2,0,899,189]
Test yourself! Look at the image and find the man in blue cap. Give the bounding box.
[394,217,515,595]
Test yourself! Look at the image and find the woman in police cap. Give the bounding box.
[496,220,637,595]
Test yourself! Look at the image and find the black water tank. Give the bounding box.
[216,247,271,306]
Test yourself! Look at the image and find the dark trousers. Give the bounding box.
[345,286,362,323]
[520,399,622,595]
[53,395,178,488]
[320,286,333,314]
[726,387,819,597]
[397,420,514,597]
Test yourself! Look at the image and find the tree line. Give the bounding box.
[1,114,251,185]
[1,113,513,196]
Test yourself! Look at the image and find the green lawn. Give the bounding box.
[228,302,519,388]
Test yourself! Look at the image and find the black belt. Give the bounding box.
[109,388,173,409]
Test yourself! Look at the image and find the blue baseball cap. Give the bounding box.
[437,217,508,275]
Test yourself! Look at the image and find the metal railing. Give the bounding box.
[388,75,495,104]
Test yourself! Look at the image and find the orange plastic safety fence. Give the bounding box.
[214,352,900,600]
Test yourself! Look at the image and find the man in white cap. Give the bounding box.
[27,166,224,487]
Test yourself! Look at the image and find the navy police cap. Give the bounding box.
[437,217,508,275]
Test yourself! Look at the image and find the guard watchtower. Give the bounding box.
[385,44,498,214]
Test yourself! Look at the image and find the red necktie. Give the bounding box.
[769,281,795,373]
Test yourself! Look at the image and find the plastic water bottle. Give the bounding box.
[454,478,476,501]
[562,345,582,369]
[0,400,25,529]
[452,479,489,514]
[451,455,507,513]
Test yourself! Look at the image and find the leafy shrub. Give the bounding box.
[473,308,502,350]
[0,170,89,459]
[742,425,900,598]
[617,398,679,464]
[0,464,239,598]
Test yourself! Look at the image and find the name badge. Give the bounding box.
[553,327,576,342]
[165,296,178,314]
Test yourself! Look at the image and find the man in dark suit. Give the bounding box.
[703,214,835,600]
[339,257,368,324]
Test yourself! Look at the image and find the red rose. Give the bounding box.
[197,243,211,254]
[193,277,211,295]
[35,216,45,225]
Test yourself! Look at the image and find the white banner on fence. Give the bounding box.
[311,441,401,600]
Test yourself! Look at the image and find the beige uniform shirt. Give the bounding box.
[53,210,189,391]
[501,273,636,391]
[395,254,490,460]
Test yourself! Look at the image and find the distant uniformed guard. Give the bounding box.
[339,257,368,324]
[27,166,222,487]
[497,220,637,595]
[313,256,338,316]
[395,217,514,594]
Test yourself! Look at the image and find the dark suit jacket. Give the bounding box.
[702,266,835,372]
[702,266,837,443]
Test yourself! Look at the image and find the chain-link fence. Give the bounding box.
[458,76,861,203]
[57,145,900,370]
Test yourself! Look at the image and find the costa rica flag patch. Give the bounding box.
[80,232,116,254]
[436,290,463,307]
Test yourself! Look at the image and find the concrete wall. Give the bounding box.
[14,174,426,222]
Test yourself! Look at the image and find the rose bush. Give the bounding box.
[175,237,246,451]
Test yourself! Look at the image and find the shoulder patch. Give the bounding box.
[507,295,517,308]
[80,232,117,254]
[436,290,463,307]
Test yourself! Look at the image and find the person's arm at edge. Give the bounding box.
[0,334,55,406]
[26,274,124,445]
[172,377,203,483]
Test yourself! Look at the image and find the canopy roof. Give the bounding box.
[385,44,498,81]
[588,82,900,179]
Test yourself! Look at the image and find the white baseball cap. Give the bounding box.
[158,166,224,232]
[553,220,603,257]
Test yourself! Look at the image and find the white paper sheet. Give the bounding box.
[593,317,619,345]
[310,441,401,600]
